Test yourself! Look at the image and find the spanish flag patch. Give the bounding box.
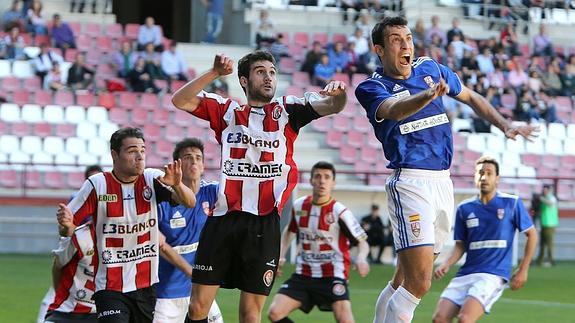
[408,214,420,222]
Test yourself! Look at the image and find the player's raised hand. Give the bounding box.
[355,259,370,277]
[504,124,540,142]
[158,159,183,187]
[213,54,234,76]
[510,269,528,290]
[56,203,73,226]
[319,80,346,97]
[433,263,450,280]
[426,78,450,100]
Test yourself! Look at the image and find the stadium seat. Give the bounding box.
[24,170,41,188]
[352,115,371,133]
[331,33,347,44]
[0,103,20,122]
[292,71,310,87]
[332,73,348,83]
[43,105,65,124]
[141,93,159,110]
[545,138,563,155]
[86,106,109,124]
[288,44,304,61]
[67,171,85,189]
[173,110,190,127]
[108,108,129,125]
[76,93,94,107]
[21,104,42,123]
[351,73,366,88]
[87,137,109,157]
[311,117,330,132]
[506,136,525,153]
[462,150,481,164]
[325,130,343,148]
[54,152,76,166]
[560,155,575,169]
[34,90,52,106]
[312,32,329,47]
[66,137,87,155]
[96,36,113,52]
[165,126,183,143]
[131,109,149,126]
[1,76,20,91]
[0,121,6,136]
[23,77,42,91]
[33,122,52,137]
[557,182,573,201]
[12,90,30,105]
[98,123,119,140]
[64,105,86,124]
[55,123,76,138]
[366,133,380,149]
[84,22,103,36]
[152,109,170,126]
[279,57,296,74]
[105,23,123,39]
[76,34,92,51]
[522,154,540,167]
[76,122,98,140]
[339,145,357,164]
[146,154,165,168]
[143,124,161,142]
[44,136,65,154]
[0,135,19,154]
[12,61,34,78]
[100,153,113,166]
[0,169,19,188]
[360,146,379,164]
[98,92,116,109]
[332,115,350,132]
[564,138,575,156]
[486,135,506,153]
[32,151,53,164]
[124,23,140,39]
[161,95,175,110]
[292,32,309,48]
[11,122,30,137]
[541,155,560,167]
[54,92,75,107]
[499,164,516,177]
[155,140,173,158]
[119,92,138,110]
[0,59,11,77]
[347,130,364,148]
[467,134,486,152]
[548,123,566,139]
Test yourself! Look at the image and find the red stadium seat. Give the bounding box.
[23,77,41,90]
[64,48,78,62]
[522,154,541,167]
[143,124,161,141]
[1,77,20,91]
[285,86,301,96]
[153,109,170,126]
[311,116,330,132]
[108,108,129,124]
[557,183,573,201]
[332,115,350,132]
[69,22,81,35]
[312,32,329,47]
[555,96,572,111]
[33,123,52,137]
[0,169,19,188]
[34,90,52,106]
[105,23,123,39]
[67,171,85,189]
[76,34,92,51]
[288,44,304,61]
[293,32,310,48]
[55,123,76,137]
[131,109,149,126]
[352,115,371,133]
[44,171,65,188]
[325,130,343,148]
[292,72,311,87]
[360,146,378,163]
[34,35,49,46]
[124,23,140,39]
[0,120,6,135]
[165,126,183,143]
[24,170,41,188]
[279,57,296,74]
[560,156,575,169]
[141,93,159,110]
[541,155,559,167]
[76,93,94,107]
[96,36,113,52]
[351,73,366,88]
[147,154,166,168]
[331,33,347,44]
[155,140,172,157]
[11,122,30,137]
[366,133,380,149]
[347,130,364,148]
[54,91,74,106]
[332,73,348,83]
[173,110,190,127]
[85,23,103,38]
[119,92,138,110]
[339,145,357,164]
[161,95,175,110]
[98,92,116,109]
[12,90,30,105]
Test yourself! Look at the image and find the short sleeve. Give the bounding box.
[191,91,230,135]
[52,237,77,266]
[436,62,463,97]
[514,198,534,233]
[453,206,466,241]
[355,79,392,123]
[338,208,368,243]
[69,179,98,226]
[284,94,322,132]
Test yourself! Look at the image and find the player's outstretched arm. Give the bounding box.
[277,226,296,277]
[171,54,234,113]
[56,203,75,237]
[158,159,196,208]
[511,226,537,290]
[375,78,450,121]
[433,241,466,280]
[310,80,348,116]
[455,86,538,141]
[159,233,194,277]
[355,239,370,277]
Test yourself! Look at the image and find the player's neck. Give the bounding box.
[111,170,139,184]
[183,177,201,194]
[312,195,332,206]
[247,96,272,107]
[479,190,497,204]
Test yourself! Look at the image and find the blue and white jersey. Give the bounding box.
[454,192,534,281]
[156,180,219,298]
[355,57,463,170]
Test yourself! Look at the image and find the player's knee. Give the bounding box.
[188,299,208,318]
[457,312,476,323]
[404,277,431,298]
[432,311,450,323]
[267,305,283,322]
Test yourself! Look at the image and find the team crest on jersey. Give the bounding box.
[142,186,152,202]
[324,212,335,225]
[272,105,282,120]
[411,222,421,237]
[101,250,112,262]
[424,76,435,88]
[86,248,94,256]
[223,160,234,173]
[76,289,87,300]
[263,269,274,287]
[98,194,117,202]
[497,209,505,220]
[202,201,210,215]
[332,282,346,296]
[234,105,245,111]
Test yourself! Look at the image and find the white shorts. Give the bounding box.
[440,273,507,313]
[385,168,454,254]
[154,297,223,323]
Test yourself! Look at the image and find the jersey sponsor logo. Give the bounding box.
[193,264,213,271]
[497,209,505,220]
[296,210,308,217]
[172,242,198,255]
[466,218,479,228]
[83,268,94,277]
[98,310,121,318]
[399,113,449,135]
[272,105,282,120]
[123,194,134,201]
[102,219,157,234]
[263,269,274,287]
[143,186,152,202]
[410,221,421,237]
[170,217,186,229]
[302,251,334,262]
[223,159,283,178]
[424,76,435,88]
[298,231,333,243]
[392,90,410,99]
[101,244,158,264]
[202,201,210,215]
[469,240,507,250]
[332,282,346,296]
[226,132,281,148]
[98,194,117,202]
[75,289,87,300]
[392,84,403,91]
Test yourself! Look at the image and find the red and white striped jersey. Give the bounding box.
[289,196,367,279]
[49,223,96,314]
[68,169,172,293]
[192,91,321,216]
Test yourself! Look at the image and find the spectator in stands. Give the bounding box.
[254,9,276,49]
[476,47,495,75]
[361,42,380,74]
[563,54,575,96]
[128,56,161,94]
[300,41,324,80]
[542,58,564,96]
[348,27,369,57]
[355,13,371,39]
[67,52,94,92]
[514,89,539,122]
[533,24,553,57]
[328,41,349,73]
[500,22,519,57]
[269,33,291,66]
[26,0,47,36]
[340,0,362,24]
[537,91,560,123]
[44,63,67,91]
[50,14,76,57]
[33,43,64,84]
[3,26,25,60]
[488,63,505,90]
[449,34,473,68]
[507,61,529,95]
[425,15,446,47]
[446,17,464,44]
[137,16,164,52]
[2,0,25,32]
[161,40,188,91]
[412,18,426,47]
[110,40,137,78]
[141,41,165,80]
[537,184,558,266]
[361,204,386,264]
[313,53,335,87]
[345,41,365,77]
[493,46,509,73]
[201,0,224,43]
[528,70,544,94]
[207,75,229,97]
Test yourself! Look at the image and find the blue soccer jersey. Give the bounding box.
[355,57,463,170]
[454,192,534,281]
[156,180,218,298]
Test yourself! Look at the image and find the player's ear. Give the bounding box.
[110,149,119,163]
[374,44,385,57]
[239,75,248,89]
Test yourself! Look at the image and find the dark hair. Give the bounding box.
[311,161,336,179]
[84,164,103,179]
[110,127,145,153]
[476,156,499,176]
[371,16,408,48]
[172,138,204,161]
[237,50,276,83]
[543,184,552,189]
[371,204,379,210]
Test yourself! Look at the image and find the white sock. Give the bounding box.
[373,281,396,323]
[383,286,420,323]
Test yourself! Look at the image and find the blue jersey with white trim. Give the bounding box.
[454,192,533,281]
[156,180,218,298]
[355,57,463,170]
